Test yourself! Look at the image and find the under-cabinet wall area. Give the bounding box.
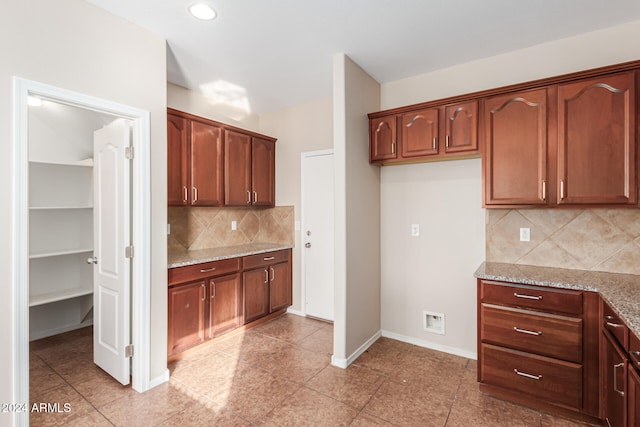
[27,99,116,340]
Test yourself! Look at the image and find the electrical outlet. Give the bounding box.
[411,224,420,237]
[231,220,237,231]
[519,227,530,242]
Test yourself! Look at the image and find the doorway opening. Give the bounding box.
[12,78,152,426]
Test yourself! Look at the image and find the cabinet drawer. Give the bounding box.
[243,250,289,270]
[169,258,241,286]
[481,304,582,363]
[480,343,582,410]
[480,280,582,315]
[603,299,629,351]
[630,332,640,373]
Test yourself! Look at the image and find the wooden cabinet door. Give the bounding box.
[167,113,189,206]
[168,281,206,355]
[483,89,548,206]
[190,120,223,206]
[225,129,252,206]
[400,108,438,158]
[269,262,291,313]
[243,268,269,324]
[629,366,640,427]
[370,115,397,162]
[445,101,478,154]
[209,273,242,338]
[251,137,275,207]
[603,331,628,427]
[557,72,636,205]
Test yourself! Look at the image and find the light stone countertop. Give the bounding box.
[475,261,640,340]
[168,242,293,269]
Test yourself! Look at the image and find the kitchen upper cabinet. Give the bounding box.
[167,113,188,206]
[167,111,224,206]
[370,115,397,162]
[483,89,548,206]
[444,100,478,154]
[225,130,276,207]
[400,108,439,158]
[557,72,637,205]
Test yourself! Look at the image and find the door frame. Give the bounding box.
[300,149,334,318]
[12,78,152,423]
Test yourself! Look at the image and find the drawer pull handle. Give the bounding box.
[200,267,216,273]
[514,369,542,380]
[263,256,275,261]
[630,351,640,368]
[604,315,624,328]
[613,362,625,397]
[513,327,542,336]
[513,292,542,301]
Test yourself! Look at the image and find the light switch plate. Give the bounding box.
[231,220,237,231]
[411,224,420,237]
[520,227,530,242]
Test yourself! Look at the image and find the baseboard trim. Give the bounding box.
[147,369,170,390]
[29,320,94,341]
[286,308,304,317]
[331,329,381,369]
[381,330,477,360]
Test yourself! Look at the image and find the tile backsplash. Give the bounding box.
[486,209,640,275]
[168,206,294,251]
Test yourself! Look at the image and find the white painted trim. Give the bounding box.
[285,307,305,317]
[12,78,155,426]
[148,369,170,389]
[300,149,334,320]
[381,330,478,360]
[331,329,381,369]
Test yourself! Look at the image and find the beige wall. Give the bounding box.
[333,54,382,363]
[1,1,167,423]
[379,20,640,357]
[168,82,260,131]
[259,98,334,312]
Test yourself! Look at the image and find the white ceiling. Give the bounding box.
[86,0,640,115]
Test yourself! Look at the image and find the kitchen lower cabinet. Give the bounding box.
[628,363,640,427]
[603,329,628,427]
[168,249,292,359]
[168,280,206,355]
[477,279,599,420]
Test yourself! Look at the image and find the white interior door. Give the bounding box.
[93,118,131,385]
[302,151,334,321]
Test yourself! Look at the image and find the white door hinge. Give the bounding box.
[125,246,134,258]
[125,344,134,358]
[125,146,134,159]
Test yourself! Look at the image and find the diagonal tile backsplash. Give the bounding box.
[168,206,294,251]
[487,208,640,275]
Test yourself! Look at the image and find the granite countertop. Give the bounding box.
[168,242,293,269]
[475,261,640,340]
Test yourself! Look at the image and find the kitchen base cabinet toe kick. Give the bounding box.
[477,279,601,424]
[168,249,292,361]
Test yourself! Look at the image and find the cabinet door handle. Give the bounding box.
[541,180,546,201]
[446,135,450,148]
[183,186,188,202]
[270,267,275,282]
[253,191,258,204]
[391,142,395,154]
[514,369,542,380]
[211,282,215,299]
[201,283,206,301]
[264,269,269,284]
[199,267,216,273]
[560,179,565,200]
[513,327,542,336]
[193,186,198,202]
[247,190,251,204]
[432,137,437,150]
[613,362,625,397]
[513,292,542,301]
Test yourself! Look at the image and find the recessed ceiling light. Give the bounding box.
[189,3,217,21]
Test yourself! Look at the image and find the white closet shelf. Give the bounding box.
[29,288,93,307]
[29,159,93,167]
[29,206,93,210]
[29,248,93,259]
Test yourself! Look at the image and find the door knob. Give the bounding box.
[86,257,98,264]
[305,242,311,248]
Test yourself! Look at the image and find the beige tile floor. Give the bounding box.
[29,314,599,426]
